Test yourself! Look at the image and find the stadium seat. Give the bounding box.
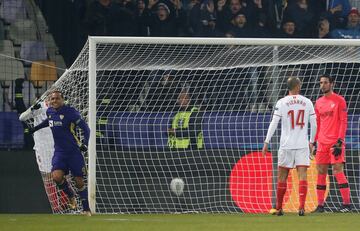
[8,19,37,45]
[20,41,47,66]
[30,61,57,88]
[0,40,15,57]
[0,0,27,24]
[0,58,25,88]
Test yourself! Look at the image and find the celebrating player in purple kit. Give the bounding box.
[30,90,91,216]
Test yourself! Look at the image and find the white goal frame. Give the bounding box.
[87,37,360,213]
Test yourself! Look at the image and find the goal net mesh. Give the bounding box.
[34,39,360,214]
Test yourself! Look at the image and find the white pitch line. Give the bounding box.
[101,218,166,222]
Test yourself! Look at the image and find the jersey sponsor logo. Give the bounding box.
[331,103,335,108]
[54,121,63,126]
[49,120,63,127]
[320,110,334,117]
[274,107,279,111]
[60,114,64,120]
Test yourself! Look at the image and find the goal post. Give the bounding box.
[39,37,360,214]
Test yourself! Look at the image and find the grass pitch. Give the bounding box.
[1,213,358,231]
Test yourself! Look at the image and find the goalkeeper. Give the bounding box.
[29,90,91,216]
[312,75,351,213]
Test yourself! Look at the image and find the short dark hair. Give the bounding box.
[287,77,301,90]
[319,74,334,83]
[50,90,64,98]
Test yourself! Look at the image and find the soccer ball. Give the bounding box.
[170,177,185,196]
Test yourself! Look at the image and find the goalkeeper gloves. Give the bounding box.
[332,139,343,157]
[79,144,88,152]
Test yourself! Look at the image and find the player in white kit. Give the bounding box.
[262,77,317,216]
[20,101,69,213]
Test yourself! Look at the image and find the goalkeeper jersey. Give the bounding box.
[314,92,347,145]
[265,95,316,149]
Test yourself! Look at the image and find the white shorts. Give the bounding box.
[278,148,310,169]
[35,150,53,173]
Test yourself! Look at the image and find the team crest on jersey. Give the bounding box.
[331,103,335,108]
[60,114,64,120]
[48,115,51,119]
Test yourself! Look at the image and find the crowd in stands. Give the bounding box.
[83,0,360,39]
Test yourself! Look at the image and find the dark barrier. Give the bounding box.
[0,149,358,213]
[0,112,24,149]
[102,112,360,150]
[0,150,51,213]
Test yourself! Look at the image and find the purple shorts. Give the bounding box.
[51,151,87,177]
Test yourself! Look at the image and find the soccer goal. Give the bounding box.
[35,37,360,214]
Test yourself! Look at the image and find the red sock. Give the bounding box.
[334,172,350,205]
[299,180,307,210]
[276,182,287,210]
[45,181,59,210]
[316,174,327,206]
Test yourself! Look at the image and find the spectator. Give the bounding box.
[142,1,186,36]
[252,13,272,37]
[84,0,136,36]
[316,17,331,38]
[277,18,297,37]
[284,0,316,37]
[321,0,351,29]
[217,0,244,33]
[188,0,202,35]
[198,0,219,36]
[228,13,252,37]
[331,7,360,39]
[135,0,150,35]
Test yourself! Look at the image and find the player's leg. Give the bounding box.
[332,162,351,212]
[69,152,91,215]
[296,166,307,216]
[275,167,289,216]
[43,172,61,212]
[313,142,331,213]
[51,154,76,209]
[295,148,310,216]
[74,176,91,215]
[275,149,292,216]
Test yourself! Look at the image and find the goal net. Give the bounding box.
[34,37,360,214]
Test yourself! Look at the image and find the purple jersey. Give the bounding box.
[45,105,90,153]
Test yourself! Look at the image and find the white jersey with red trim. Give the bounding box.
[265,95,316,149]
[32,102,54,173]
